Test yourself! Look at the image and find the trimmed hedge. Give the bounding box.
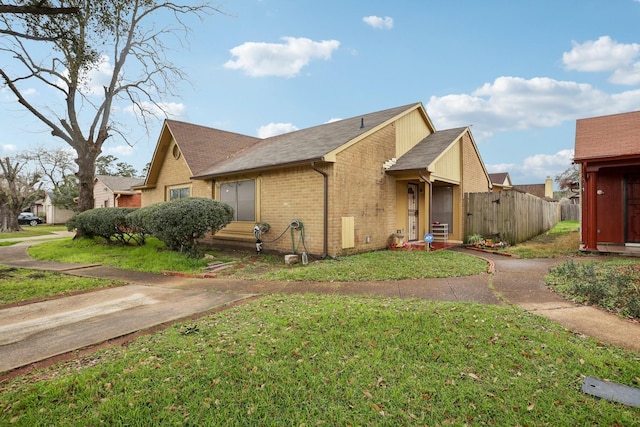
[135,198,234,256]
[67,207,141,245]
[68,198,234,256]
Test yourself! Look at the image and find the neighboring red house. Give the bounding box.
[574,110,640,252]
[93,175,144,208]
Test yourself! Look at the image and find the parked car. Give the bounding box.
[18,212,44,226]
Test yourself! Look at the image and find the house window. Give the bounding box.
[220,179,255,221]
[169,187,190,200]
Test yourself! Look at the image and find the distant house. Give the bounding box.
[136,103,492,257]
[488,172,513,191]
[574,110,640,252]
[513,178,554,200]
[42,192,74,224]
[94,175,144,209]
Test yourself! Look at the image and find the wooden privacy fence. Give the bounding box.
[464,191,560,244]
[561,203,580,221]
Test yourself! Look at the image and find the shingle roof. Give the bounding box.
[386,127,467,172]
[574,110,640,161]
[193,103,423,178]
[489,172,510,185]
[165,120,261,176]
[96,175,145,193]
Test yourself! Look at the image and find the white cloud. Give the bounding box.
[1,144,17,153]
[124,101,186,119]
[103,144,134,156]
[362,16,394,30]
[224,37,340,77]
[426,76,640,139]
[58,55,116,96]
[487,149,575,185]
[562,36,640,85]
[257,122,298,138]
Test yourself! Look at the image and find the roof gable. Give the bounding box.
[489,172,512,186]
[387,127,467,172]
[166,120,261,176]
[575,110,640,161]
[194,103,425,178]
[96,175,145,193]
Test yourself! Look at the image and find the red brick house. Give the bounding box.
[574,110,640,252]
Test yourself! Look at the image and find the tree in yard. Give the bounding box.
[0,0,217,218]
[95,154,138,177]
[0,156,43,232]
[555,163,580,197]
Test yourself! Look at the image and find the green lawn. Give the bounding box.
[28,236,488,280]
[0,225,68,240]
[1,295,638,425]
[0,267,124,306]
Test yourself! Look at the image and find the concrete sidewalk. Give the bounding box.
[0,232,638,375]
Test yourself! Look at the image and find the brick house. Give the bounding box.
[488,172,513,191]
[136,103,491,257]
[94,175,144,209]
[574,110,640,252]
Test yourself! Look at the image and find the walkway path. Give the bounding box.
[0,232,638,375]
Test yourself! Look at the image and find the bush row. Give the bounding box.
[67,198,234,257]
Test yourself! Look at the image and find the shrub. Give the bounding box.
[136,198,234,257]
[67,208,141,245]
[546,259,640,320]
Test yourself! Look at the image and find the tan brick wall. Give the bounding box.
[140,139,212,207]
[330,123,397,255]
[258,167,327,255]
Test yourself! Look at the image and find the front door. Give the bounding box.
[626,174,640,243]
[408,183,419,241]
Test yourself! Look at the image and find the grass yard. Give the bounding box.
[0,267,125,306]
[1,295,638,425]
[0,225,68,240]
[28,236,488,280]
[503,220,581,258]
[546,258,640,319]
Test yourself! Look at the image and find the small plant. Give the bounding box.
[466,234,509,250]
[466,234,484,245]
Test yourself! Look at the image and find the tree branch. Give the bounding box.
[0,6,79,15]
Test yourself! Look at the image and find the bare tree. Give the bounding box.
[26,146,77,190]
[0,1,216,222]
[0,156,43,232]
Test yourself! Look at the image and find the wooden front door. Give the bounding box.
[408,183,419,241]
[626,174,640,243]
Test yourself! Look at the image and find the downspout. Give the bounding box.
[311,162,329,259]
[419,171,432,232]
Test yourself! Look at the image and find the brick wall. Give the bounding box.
[330,123,397,255]
[258,167,327,255]
[117,193,141,208]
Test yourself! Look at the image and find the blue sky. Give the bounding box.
[3,0,640,187]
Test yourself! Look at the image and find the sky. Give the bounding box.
[2,0,640,188]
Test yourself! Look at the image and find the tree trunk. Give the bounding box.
[75,146,99,213]
[0,203,21,232]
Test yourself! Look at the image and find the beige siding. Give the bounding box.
[395,109,432,159]
[430,140,461,184]
[93,180,114,208]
